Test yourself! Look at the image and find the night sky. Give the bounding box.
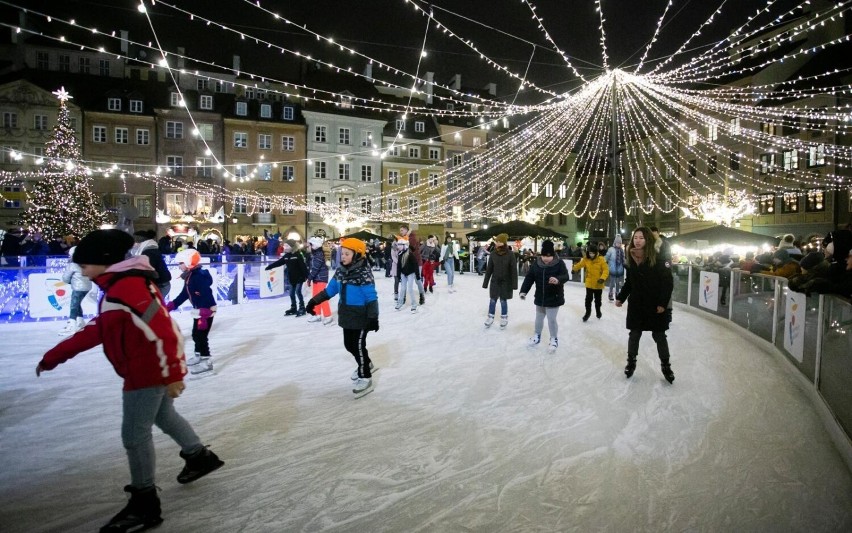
[8,0,806,102]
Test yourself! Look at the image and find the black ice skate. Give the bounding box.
[177,446,224,484]
[284,306,297,316]
[295,304,306,317]
[100,485,162,533]
[625,354,637,378]
[662,364,675,384]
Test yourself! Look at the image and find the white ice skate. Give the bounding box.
[528,333,541,347]
[484,314,495,328]
[185,352,202,366]
[352,377,373,399]
[189,358,213,378]
[499,315,508,329]
[322,316,335,326]
[307,315,322,323]
[57,319,77,336]
[548,337,558,353]
[351,363,376,381]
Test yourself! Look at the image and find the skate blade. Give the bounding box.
[353,385,374,399]
[351,367,380,381]
[188,369,214,380]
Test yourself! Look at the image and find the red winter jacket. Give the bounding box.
[40,256,187,390]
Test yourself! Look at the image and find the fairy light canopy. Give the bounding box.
[2,0,850,227]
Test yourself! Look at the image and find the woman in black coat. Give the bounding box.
[615,227,675,383]
[482,233,518,328]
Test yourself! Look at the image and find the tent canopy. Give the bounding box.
[466,220,568,241]
[668,225,776,247]
[339,230,390,243]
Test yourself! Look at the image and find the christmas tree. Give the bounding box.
[18,87,106,238]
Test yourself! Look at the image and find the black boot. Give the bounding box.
[284,305,297,316]
[419,293,425,305]
[625,355,637,378]
[100,485,162,533]
[177,446,224,484]
[295,303,306,317]
[661,363,675,384]
[582,307,591,322]
[596,305,602,319]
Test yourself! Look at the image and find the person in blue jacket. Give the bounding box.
[166,249,217,377]
[306,238,379,398]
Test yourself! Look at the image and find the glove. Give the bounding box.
[265,265,273,271]
[165,301,176,312]
[197,316,209,331]
[598,279,605,285]
[368,317,379,332]
[519,293,526,300]
[305,298,318,316]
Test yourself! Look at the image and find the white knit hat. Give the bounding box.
[308,236,325,249]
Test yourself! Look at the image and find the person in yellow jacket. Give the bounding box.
[572,244,610,321]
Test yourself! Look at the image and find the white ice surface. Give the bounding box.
[1,272,851,532]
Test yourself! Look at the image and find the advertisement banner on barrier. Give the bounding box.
[784,291,805,362]
[260,266,285,298]
[28,274,99,319]
[699,271,719,312]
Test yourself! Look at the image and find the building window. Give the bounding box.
[360,198,372,215]
[129,99,143,113]
[232,163,246,179]
[396,119,405,131]
[33,115,48,131]
[473,137,482,147]
[452,154,463,166]
[707,123,718,141]
[315,125,327,143]
[314,195,326,206]
[688,129,698,146]
[415,121,425,133]
[387,197,399,211]
[730,151,740,171]
[338,163,350,181]
[258,134,272,150]
[428,173,439,187]
[281,136,294,151]
[544,183,553,197]
[761,122,776,136]
[314,161,326,179]
[388,170,399,185]
[338,197,350,210]
[388,146,400,157]
[99,59,110,76]
[530,183,539,196]
[114,127,129,144]
[687,159,697,177]
[429,147,440,160]
[758,194,775,215]
[357,129,371,147]
[339,127,350,145]
[361,165,372,182]
[3,112,18,129]
[782,149,798,171]
[234,196,247,214]
[107,98,121,111]
[58,54,70,72]
[807,144,825,167]
[408,171,419,186]
[559,184,567,199]
[281,165,294,182]
[256,198,272,213]
[199,95,213,110]
[135,197,152,218]
[197,157,213,177]
[170,92,182,107]
[166,121,183,139]
[260,104,272,118]
[806,189,825,212]
[136,128,150,145]
[408,146,420,158]
[236,102,247,116]
[730,117,741,136]
[409,198,419,215]
[708,155,717,174]
[233,132,247,148]
[166,156,183,176]
[781,192,799,213]
[245,88,256,100]
[93,126,107,143]
[282,106,294,120]
[196,79,208,91]
[196,123,214,141]
[36,51,49,70]
[165,193,184,215]
[759,153,776,174]
[257,164,273,181]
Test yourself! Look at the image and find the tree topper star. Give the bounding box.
[52,87,73,102]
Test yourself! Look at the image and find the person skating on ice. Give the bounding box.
[395,238,420,312]
[572,242,610,321]
[604,234,625,301]
[482,233,518,329]
[305,238,379,397]
[265,239,308,317]
[58,245,92,336]
[36,229,223,533]
[306,236,334,325]
[166,249,217,377]
[440,236,459,292]
[519,239,570,352]
[615,227,675,383]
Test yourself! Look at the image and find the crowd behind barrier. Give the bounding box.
[2,255,850,468]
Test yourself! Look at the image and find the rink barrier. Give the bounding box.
[674,264,852,472]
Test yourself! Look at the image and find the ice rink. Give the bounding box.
[1,271,851,532]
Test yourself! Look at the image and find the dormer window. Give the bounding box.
[282,106,294,120]
[415,121,425,133]
[129,99,143,113]
[199,95,213,110]
[340,96,353,109]
[260,104,272,118]
[236,101,247,116]
[446,103,454,111]
[108,98,121,111]
[170,92,182,107]
[396,119,405,132]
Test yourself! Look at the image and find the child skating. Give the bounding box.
[482,233,518,329]
[305,238,380,398]
[519,240,570,352]
[307,236,333,325]
[265,239,308,316]
[395,238,419,312]
[58,245,91,336]
[166,249,217,377]
[572,242,610,321]
[36,229,222,533]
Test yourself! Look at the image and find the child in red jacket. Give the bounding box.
[36,229,223,533]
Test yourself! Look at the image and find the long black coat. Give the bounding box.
[483,248,518,300]
[616,258,673,331]
[520,257,570,307]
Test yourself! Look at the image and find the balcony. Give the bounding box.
[251,213,276,225]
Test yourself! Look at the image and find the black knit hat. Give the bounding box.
[540,240,555,256]
[73,229,135,265]
[799,251,823,271]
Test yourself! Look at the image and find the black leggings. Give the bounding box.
[343,328,372,378]
[628,329,670,362]
[585,288,602,311]
[191,317,214,358]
